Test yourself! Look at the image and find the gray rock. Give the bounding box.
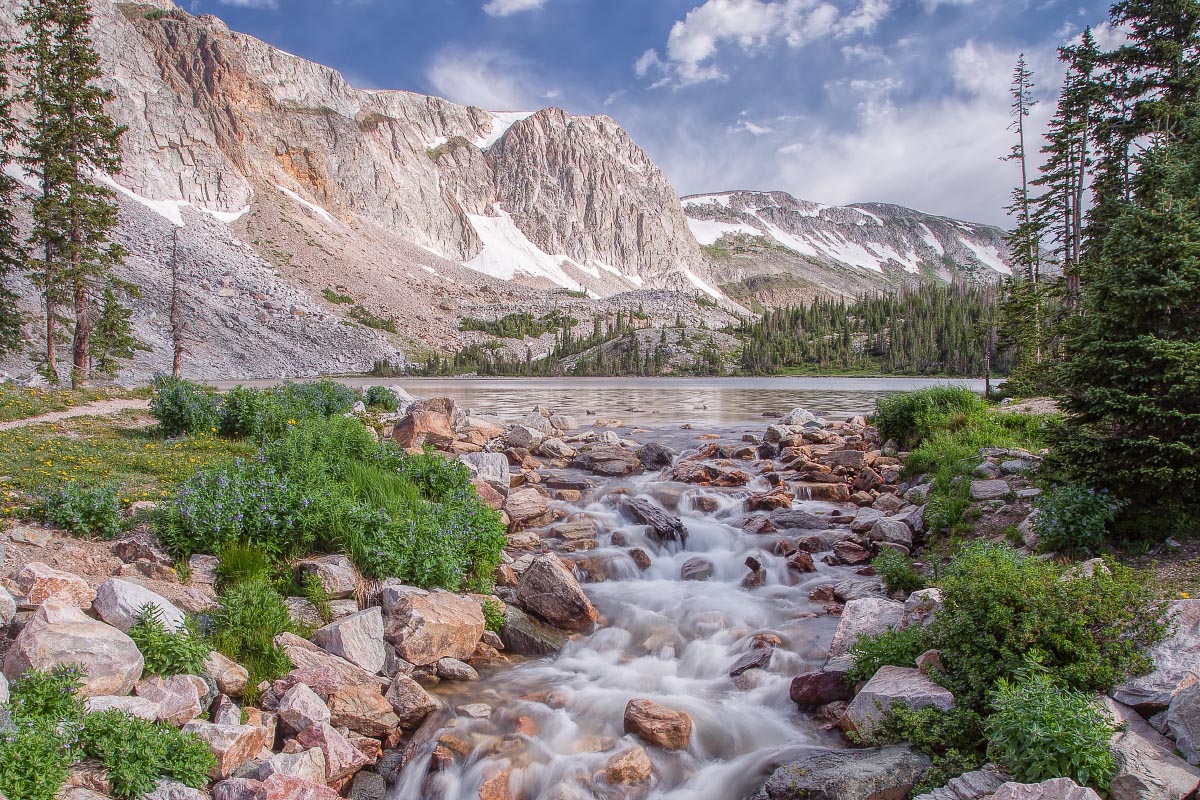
[504,488,549,524]
[637,442,677,468]
[681,556,715,581]
[1167,681,1200,765]
[505,424,545,450]
[0,585,15,627]
[850,507,886,533]
[828,598,904,658]
[86,694,161,719]
[912,765,1006,800]
[312,607,386,675]
[780,407,818,426]
[969,480,1011,501]
[1000,459,1039,474]
[537,438,577,459]
[257,748,326,784]
[1113,600,1200,712]
[459,452,510,489]
[294,555,358,600]
[772,509,832,531]
[754,745,931,800]
[989,779,1101,800]
[842,665,955,734]
[500,606,568,656]
[571,444,644,476]
[350,771,387,800]
[833,578,889,602]
[141,779,209,800]
[870,517,914,548]
[1102,695,1200,800]
[901,588,942,629]
[516,554,597,632]
[972,461,1002,479]
[0,672,7,705]
[92,578,186,633]
[277,682,331,733]
[385,675,439,729]
[434,657,479,681]
[1019,511,1041,551]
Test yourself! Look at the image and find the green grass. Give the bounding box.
[0,385,151,423]
[321,287,354,305]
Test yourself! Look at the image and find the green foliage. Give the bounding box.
[851,704,986,796]
[986,672,1116,791]
[874,386,986,449]
[302,572,332,624]
[42,481,123,538]
[930,542,1166,711]
[217,380,358,441]
[209,575,297,705]
[91,282,147,377]
[150,375,220,436]
[7,664,86,725]
[0,724,74,800]
[349,304,398,333]
[482,598,505,633]
[78,710,215,799]
[321,287,354,305]
[459,310,578,340]
[1033,484,1122,554]
[846,626,933,685]
[363,385,399,411]
[128,604,209,676]
[872,549,924,595]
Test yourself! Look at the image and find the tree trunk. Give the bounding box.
[170,228,183,377]
[71,276,89,388]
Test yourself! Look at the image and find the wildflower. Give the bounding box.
[1183,592,1192,599]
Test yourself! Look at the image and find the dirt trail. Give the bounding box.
[0,398,151,431]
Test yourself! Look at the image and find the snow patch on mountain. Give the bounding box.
[465,208,583,291]
[277,186,341,227]
[475,111,537,150]
[687,217,763,246]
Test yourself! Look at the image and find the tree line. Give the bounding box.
[1000,0,1200,534]
[0,0,141,387]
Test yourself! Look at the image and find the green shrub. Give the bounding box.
[873,386,985,449]
[1033,485,1122,555]
[851,704,985,796]
[483,598,505,633]
[78,710,215,799]
[43,482,123,539]
[217,385,270,439]
[302,572,332,624]
[128,605,209,676]
[6,664,86,725]
[846,626,933,684]
[150,375,220,436]
[215,541,275,588]
[321,287,354,305]
[986,672,1116,791]
[0,724,74,800]
[363,385,399,411]
[931,542,1166,711]
[209,576,298,705]
[873,549,924,595]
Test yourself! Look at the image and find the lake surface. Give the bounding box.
[340,377,985,424]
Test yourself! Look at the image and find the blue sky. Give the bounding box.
[192,0,1119,226]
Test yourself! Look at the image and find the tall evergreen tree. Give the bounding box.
[90,280,144,377]
[16,0,127,387]
[1054,114,1200,535]
[0,38,25,356]
[1004,55,1041,284]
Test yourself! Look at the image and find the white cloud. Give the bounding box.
[922,0,976,9]
[841,43,890,63]
[425,48,545,110]
[732,118,774,135]
[482,0,545,16]
[643,0,891,86]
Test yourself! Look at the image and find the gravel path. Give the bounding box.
[0,398,151,431]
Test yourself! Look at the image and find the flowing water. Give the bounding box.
[388,417,883,800]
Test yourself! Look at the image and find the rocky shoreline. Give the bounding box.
[1,396,1197,800]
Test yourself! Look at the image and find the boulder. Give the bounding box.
[392,398,456,450]
[606,746,653,784]
[460,452,511,488]
[537,438,577,459]
[833,541,873,565]
[312,608,386,675]
[1112,600,1200,712]
[135,674,204,727]
[181,721,268,779]
[1167,682,1200,765]
[516,554,597,632]
[381,588,484,666]
[434,657,478,681]
[296,722,370,781]
[833,578,889,602]
[637,442,677,469]
[384,675,439,729]
[141,779,209,800]
[842,666,956,734]
[621,497,688,545]
[870,518,914,549]
[3,600,143,696]
[753,745,931,800]
[828,598,904,658]
[989,779,1102,800]
[504,424,545,450]
[294,556,358,601]
[571,445,644,476]
[911,766,1006,800]
[327,685,400,737]
[1101,695,1200,800]
[274,633,382,694]
[205,651,250,698]
[258,773,341,800]
[623,699,692,751]
[680,557,715,581]
[211,779,261,800]
[790,670,853,706]
[504,489,549,525]
[851,507,886,533]
[85,694,160,719]
[771,509,831,531]
[349,771,387,800]
[92,578,185,633]
[0,585,15,627]
[11,562,95,608]
[819,450,867,470]
[969,480,1010,501]
[781,408,818,426]
[549,414,579,432]
[499,606,568,656]
[277,683,332,733]
[257,748,328,785]
[901,589,943,629]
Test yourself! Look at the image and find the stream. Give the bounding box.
[389,422,871,800]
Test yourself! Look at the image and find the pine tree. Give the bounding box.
[0,37,25,356]
[16,0,127,387]
[1004,55,1041,284]
[1054,115,1200,535]
[90,280,144,377]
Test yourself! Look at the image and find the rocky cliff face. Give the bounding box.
[686,191,1014,307]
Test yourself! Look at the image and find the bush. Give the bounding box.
[43,482,123,539]
[217,381,358,442]
[128,605,209,676]
[363,385,399,411]
[78,710,215,799]
[851,704,985,796]
[217,385,270,439]
[931,542,1167,711]
[302,572,332,624]
[150,375,220,436]
[483,598,504,633]
[872,549,924,595]
[6,664,86,725]
[873,386,985,449]
[215,541,275,588]
[986,672,1116,791]
[209,576,299,705]
[1033,485,1122,555]
[0,724,74,800]
[846,625,933,684]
